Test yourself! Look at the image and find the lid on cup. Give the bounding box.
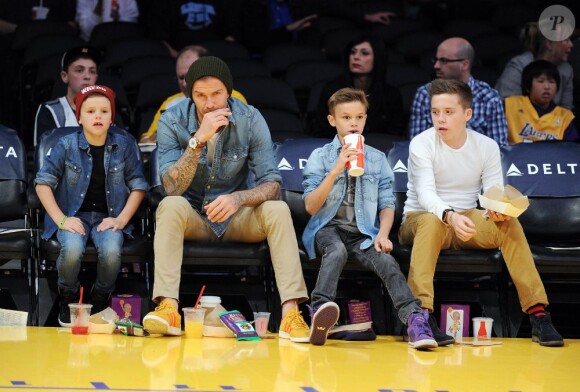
[199,295,221,308]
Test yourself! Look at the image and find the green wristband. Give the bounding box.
[58,215,68,230]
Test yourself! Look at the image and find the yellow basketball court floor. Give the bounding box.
[0,327,578,392]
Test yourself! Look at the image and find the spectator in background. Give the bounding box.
[312,33,405,139]
[76,0,140,41]
[33,46,100,146]
[505,60,578,143]
[495,22,574,109]
[241,0,395,54]
[139,45,246,145]
[145,0,243,58]
[409,37,508,145]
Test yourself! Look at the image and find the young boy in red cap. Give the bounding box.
[35,85,148,327]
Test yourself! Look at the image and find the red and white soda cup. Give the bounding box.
[343,133,365,177]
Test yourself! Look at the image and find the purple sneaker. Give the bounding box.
[309,302,340,346]
[407,310,438,349]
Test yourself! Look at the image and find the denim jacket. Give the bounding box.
[156,97,281,237]
[35,129,149,240]
[302,136,396,260]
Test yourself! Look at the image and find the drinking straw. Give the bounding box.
[193,285,206,309]
[79,286,84,304]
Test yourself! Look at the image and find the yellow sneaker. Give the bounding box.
[279,309,310,343]
[143,301,182,336]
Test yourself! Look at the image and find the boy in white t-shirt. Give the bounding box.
[399,78,563,347]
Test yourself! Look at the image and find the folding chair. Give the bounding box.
[0,125,35,325]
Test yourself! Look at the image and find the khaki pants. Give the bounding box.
[152,196,308,305]
[398,209,548,312]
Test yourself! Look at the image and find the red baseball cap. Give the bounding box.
[74,84,116,123]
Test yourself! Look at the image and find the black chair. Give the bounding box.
[201,40,250,61]
[442,19,499,41]
[262,43,326,77]
[148,148,274,319]
[0,125,35,324]
[12,21,78,52]
[285,59,342,113]
[387,141,509,337]
[100,38,170,75]
[235,77,301,116]
[226,59,271,79]
[320,28,366,62]
[394,31,444,64]
[275,138,392,333]
[89,21,145,51]
[372,18,426,46]
[260,109,305,142]
[33,126,152,325]
[133,74,181,139]
[500,142,580,338]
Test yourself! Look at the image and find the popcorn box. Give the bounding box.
[111,294,141,324]
[440,304,469,339]
[478,184,529,217]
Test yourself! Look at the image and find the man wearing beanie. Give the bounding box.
[33,45,101,147]
[144,56,311,342]
[35,84,148,327]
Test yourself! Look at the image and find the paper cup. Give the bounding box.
[343,133,364,177]
[32,6,50,20]
[69,303,92,335]
[472,317,493,338]
[253,312,271,337]
[183,307,206,338]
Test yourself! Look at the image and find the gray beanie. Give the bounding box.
[185,56,233,96]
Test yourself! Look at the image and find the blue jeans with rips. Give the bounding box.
[313,226,422,325]
[56,211,123,294]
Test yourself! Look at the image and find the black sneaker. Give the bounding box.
[530,312,564,347]
[91,288,111,314]
[58,289,78,327]
[427,314,455,346]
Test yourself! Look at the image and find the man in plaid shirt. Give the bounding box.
[409,37,508,146]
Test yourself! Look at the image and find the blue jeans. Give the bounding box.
[313,226,422,325]
[56,211,123,294]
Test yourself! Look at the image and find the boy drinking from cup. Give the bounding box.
[301,87,437,348]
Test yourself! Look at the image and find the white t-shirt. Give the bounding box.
[403,127,503,221]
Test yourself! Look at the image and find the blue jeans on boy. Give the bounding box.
[313,226,422,325]
[56,211,123,294]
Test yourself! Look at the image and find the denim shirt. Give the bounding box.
[156,97,281,237]
[35,130,149,240]
[301,136,396,260]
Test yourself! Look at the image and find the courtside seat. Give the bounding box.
[387,141,508,337]
[500,141,580,337]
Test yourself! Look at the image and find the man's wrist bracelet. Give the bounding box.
[58,215,68,229]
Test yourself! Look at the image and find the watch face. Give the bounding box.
[189,138,197,148]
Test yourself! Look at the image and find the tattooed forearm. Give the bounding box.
[162,148,203,196]
[233,182,280,207]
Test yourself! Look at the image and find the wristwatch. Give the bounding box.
[188,136,205,150]
[442,208,454,223]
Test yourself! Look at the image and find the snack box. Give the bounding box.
[478,184,529,217]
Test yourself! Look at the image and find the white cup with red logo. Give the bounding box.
[343,133,365,177]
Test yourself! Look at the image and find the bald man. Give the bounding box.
[139,45,247,145]
[409,37,508,145]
